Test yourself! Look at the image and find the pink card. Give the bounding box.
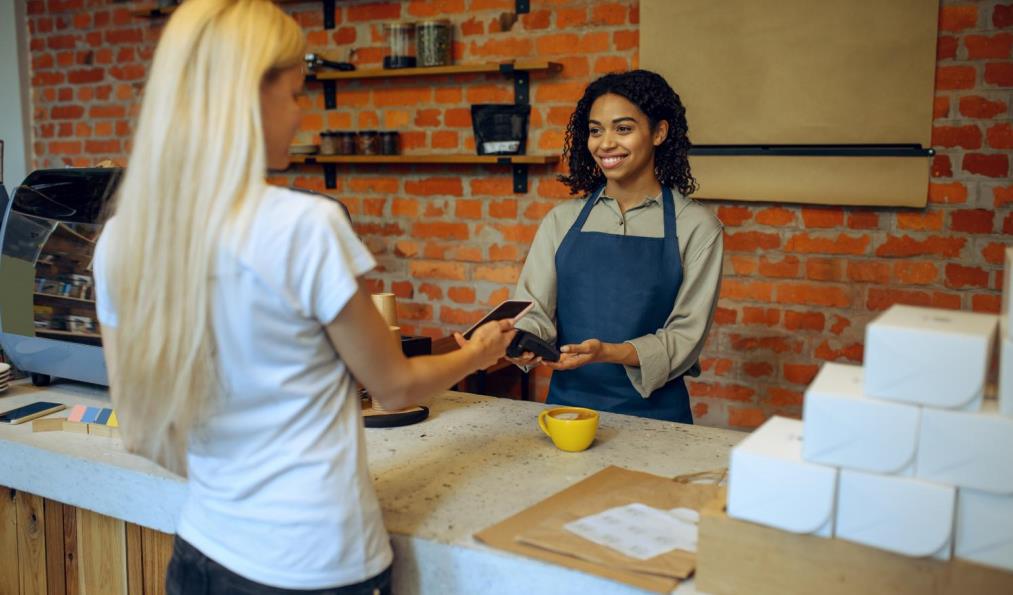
[67,404,87,422]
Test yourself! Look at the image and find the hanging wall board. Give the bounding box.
[641,0,939,207]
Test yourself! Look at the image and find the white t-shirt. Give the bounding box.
[93,186,391,589]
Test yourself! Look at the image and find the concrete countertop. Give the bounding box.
[0,380,745,594]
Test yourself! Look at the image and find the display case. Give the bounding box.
[0,168,120,386]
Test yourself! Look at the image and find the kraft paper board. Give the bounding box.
[474,466,722,594]
[640,0,938,207]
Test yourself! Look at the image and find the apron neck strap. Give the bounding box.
[574,186,677,238]
[572,186,605,231]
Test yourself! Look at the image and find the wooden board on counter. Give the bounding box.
[697,495,1013,595]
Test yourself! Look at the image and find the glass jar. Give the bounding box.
[319,131,339,155]
[357,130,380,155]
[383,22,416,69]
[380,131,400,155]
[338,131,357,155]
[416,19,452,67]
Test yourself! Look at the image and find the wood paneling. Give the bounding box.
[16,491,47,595]
[140,528,174,595]
[0,485,173,595]
[43,500,65,595]
[125,524,143,595]
[62,505,79,595]
[75,508,127,595]
[0,487,20,595]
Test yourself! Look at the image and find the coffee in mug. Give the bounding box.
[538,406,599,452]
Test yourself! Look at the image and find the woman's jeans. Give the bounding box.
[165,537,392,595]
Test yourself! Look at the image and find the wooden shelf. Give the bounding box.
[310,59,558,109]
[308,60,562,81]
[37,329,100,339]
[135,0,530,22]
[134,0,327,21]
[34,292,95,306]
[289,154,558,165]
[288,153,559,193]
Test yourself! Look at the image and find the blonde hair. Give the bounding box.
[105,0,304,475]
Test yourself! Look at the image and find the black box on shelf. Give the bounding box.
[471,104,530,156]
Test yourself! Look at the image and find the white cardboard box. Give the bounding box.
[864,304,998,410]
[1000,332,1013,417]
[728,416,837,537]
[955,488,1013,573]
[802,363,920,475]
[836,469,955,559]
[916,400,1013,494]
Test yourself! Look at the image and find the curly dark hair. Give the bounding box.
[558,70,697,197]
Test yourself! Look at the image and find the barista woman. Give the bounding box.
[511,70,723,424]
[92,1,513,593]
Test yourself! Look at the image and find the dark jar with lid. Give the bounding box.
[357,130,380,155]
[337,131,357,155]
[380,131,400,155]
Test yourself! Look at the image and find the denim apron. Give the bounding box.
[547,186,693,423]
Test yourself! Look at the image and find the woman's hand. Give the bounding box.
[453,320,516,371]
[542,339,639,370]
[506,351,542,368]
[543,338,604,371]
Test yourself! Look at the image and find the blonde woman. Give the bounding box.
[92,1,514,593]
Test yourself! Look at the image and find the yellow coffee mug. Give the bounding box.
[538,406,599,452]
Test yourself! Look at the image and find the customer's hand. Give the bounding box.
[454,320,516,371]
[505,351,542,368]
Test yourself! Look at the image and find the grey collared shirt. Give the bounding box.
[514,189,724,398]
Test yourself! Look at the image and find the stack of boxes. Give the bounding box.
[728,248,1013,573]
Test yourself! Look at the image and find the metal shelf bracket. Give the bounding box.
[323,0,335,29]
[323,163,337,189]
[497,62,529,106]
[513,70,529,106]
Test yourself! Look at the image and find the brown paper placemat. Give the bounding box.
[475,466,722,594]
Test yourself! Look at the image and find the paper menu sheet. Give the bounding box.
[564,504,699,561]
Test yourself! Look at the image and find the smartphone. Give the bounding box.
[0,401,66,425]
[462,300,534,340]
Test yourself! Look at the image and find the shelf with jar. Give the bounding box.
[287,153,560,193]
[307,59,561,110]
[133,0,338,28]
[135,1,533,28]
[296,56,562,192]
[31,222,101,347]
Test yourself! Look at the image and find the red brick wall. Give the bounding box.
[24,0,1012,429]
